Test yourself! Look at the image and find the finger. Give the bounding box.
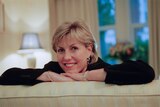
[60,74,69,77]
[60,73,69,76]
[61,73,72,77]
[60,73,67,75]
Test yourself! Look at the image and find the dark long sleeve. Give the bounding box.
[0,61,64,85]
[104,60,155,85]
[0,58,155,85]
[87,58,155,85]
[0,68,44,85]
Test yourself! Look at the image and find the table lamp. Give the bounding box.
[18,33,44,68]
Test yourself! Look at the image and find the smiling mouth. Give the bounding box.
[64,63,77,68]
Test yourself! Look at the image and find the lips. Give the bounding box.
[64,63,77,68]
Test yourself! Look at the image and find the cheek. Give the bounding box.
[56,54,63,62]
[75,52,88,64]
[81,49,91,58]
[75,51,88,60]
[56,55,64,68]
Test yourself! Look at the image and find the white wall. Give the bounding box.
[0,0,52,74]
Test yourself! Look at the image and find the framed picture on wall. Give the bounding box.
[0,1,4,32]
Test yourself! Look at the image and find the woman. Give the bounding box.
[0,20,155,85]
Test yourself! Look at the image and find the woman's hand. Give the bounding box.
[86,68,107,81]
[61,72,87,81]
[37,68,107,82]
[37,71,75,82]
[61,68,107,82]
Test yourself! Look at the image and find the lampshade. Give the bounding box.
[18,33,43,54]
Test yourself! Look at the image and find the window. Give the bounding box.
[98,0,117,64]
[130,0,149,62]
[97,0,149,64]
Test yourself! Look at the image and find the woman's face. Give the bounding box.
[56,36,92,73]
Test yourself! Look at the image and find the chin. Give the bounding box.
[64,69,80,73]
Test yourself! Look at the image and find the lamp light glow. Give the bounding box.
[17,33,44,68]
[18,33,44,54]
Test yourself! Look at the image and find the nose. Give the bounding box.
[63,51,72,60]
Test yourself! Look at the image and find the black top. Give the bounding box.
[0,57,155,85]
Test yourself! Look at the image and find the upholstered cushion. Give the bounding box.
[0,80,160,107]
[0,80,160,98]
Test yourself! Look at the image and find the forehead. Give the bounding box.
[57,36,81,47]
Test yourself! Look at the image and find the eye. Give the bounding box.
[57,48,65,54]
[71,46,78,51]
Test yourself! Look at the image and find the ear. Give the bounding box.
[86,43,93,52]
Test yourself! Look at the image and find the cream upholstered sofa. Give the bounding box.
[0,80,160,107]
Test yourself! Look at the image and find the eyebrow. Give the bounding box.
[70,43,79,46]
[57,43,80,48]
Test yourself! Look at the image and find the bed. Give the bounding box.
[0,80,160,107]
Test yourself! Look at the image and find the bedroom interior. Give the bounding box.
[0,0,160,107]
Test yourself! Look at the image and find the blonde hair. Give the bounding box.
[52,20,98,63]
